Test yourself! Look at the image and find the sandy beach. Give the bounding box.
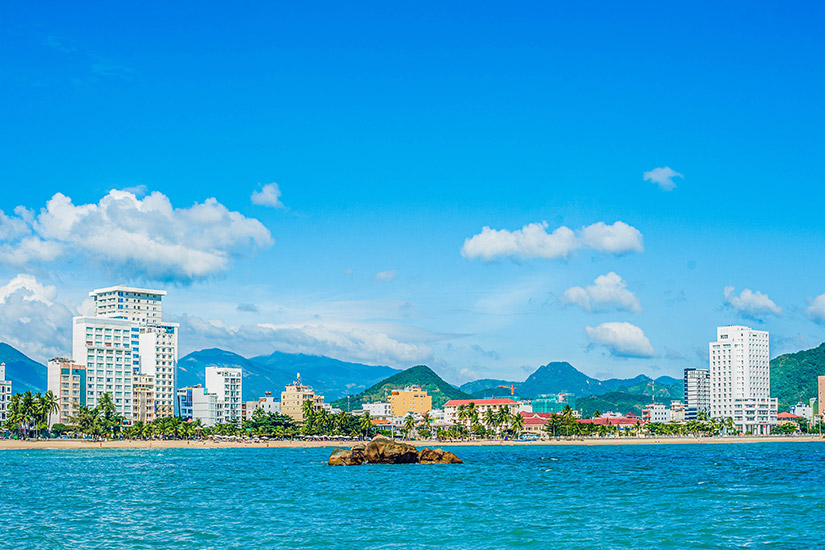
[1,435,823,450]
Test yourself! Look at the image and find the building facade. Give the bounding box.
[244,391,281,420]
[72,285,179,423]
[532,393,576,414]
[280,374,325,422]
[818,376,825,417]
[205,366,242,424]
[177,385,218,427]
[133,374,156,424]
[709,325,777,434]
[46,358,86,426]
[72,316,134,420]
[641,403,671,423]
[362,402,393,417]
[683,368,710,421]
[0,362,11,424]
[387,386,432,416]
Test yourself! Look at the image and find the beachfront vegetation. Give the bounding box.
[2,390,60,438]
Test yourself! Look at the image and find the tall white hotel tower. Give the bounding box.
[72,286,179,422]
[709,325,777,435]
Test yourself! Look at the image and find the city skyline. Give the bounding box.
[2,3,825,385]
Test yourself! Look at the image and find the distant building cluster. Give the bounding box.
[11,288,820,438]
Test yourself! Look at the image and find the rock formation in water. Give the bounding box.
[328,435,462,466]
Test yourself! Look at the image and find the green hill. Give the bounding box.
[771,342,825,410]
[331,365,473,411]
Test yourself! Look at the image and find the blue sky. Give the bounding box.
[1,2,824,383]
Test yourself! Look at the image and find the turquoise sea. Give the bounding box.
[2,442,824,549]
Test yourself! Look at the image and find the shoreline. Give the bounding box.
[1,435,823,450]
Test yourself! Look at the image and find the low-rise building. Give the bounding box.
[444,398,519,425]
[177,385,219,427]
[46,358,85,426]
[0,362,12,424]
[362,402,393,417]
[387,386,432,416]
[670,401,685,423]
[244,391,281,420]
[790,402,813,421]
[280,374,325,422]
[732,397,778,435]
[641,403,671,423]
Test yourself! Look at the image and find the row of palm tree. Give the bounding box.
[2,390,60,438]
[454,403,524,439]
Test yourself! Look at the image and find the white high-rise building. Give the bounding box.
[73,285,179,423]
[72,317,134,418]
[205,366,242,424]
[684,368,710,421]
[709,325,777,435]
[0,362,11,424]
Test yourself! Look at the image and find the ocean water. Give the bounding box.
[1,442,824,549]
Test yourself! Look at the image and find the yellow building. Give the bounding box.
[387,386,432,416]
[46,358,86,427]
[280,373,325,422]
[133,374,156,424]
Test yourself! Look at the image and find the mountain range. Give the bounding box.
[2,339,823,412]
[459,361,684,401]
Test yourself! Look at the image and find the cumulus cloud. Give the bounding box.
[461,221,643,261]
[643,166,683,191]
[236,303,260,313]
[250,183,285,208]
[0,189,273,283]
[585,322,655,358]
[375,270,397,282]
[0,274,74,361]
[173,313,432,367]
[562,272,642,314]
[806,293,825,323]
[723,286,782,318]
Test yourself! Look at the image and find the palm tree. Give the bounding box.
[301,399,316,425]
[39,390,60,435]
[510,412,524,435]
[403,414,416,440]
[457,404,468,424]
[359,412,373,439]
[482,408,497,437]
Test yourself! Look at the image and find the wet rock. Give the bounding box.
[417,447,463,464]
[364,435,419,464]
[328,447,365,466]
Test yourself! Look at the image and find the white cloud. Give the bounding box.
[562,272,642,314]
[723,286,782,317]
[0,274,74,362]
[461,221,643,261]
[643,166,683,191]
[0,189,273,283]
[0,274,57,305]
[375,270,397,282]
[585,322,655,358]
[806,293,825,323]
[250,183,285,209]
